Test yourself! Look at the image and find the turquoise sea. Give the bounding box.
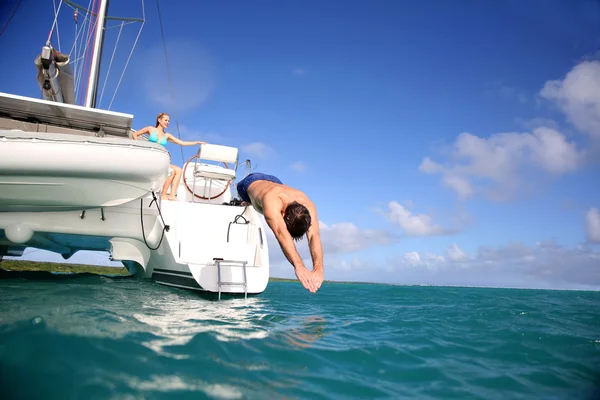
[1,275,599,399]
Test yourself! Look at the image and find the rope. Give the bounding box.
[105,21,139,30]
[0,0,24,37]
[52,0,62,51]
[57,0,146,107]
[99,20,124,107]
[72,13,77,84]
[68,0,94,88]
[108,0,146,110]
[140,191,170,251]
[227,207,249,242]
[66,0,89,57]
[70,0,97,102]
[47,0,64,46]
[156,0,184,165]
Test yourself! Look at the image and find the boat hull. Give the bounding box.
[0,195,270,296]
[0,130,170,211]
[143,200,270,295]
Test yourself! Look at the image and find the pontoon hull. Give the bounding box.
[0,195,270,296]
[0,130,170,211]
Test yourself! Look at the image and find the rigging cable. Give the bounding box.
[51,0,62,51]
[107,0,146,110]
[72,7,78,84]
[46,0,63,45]
[67,0,94,97]
[0,0,24,37]
[99,20,124,106]
[156,0,184,165]
[73,1,96,101]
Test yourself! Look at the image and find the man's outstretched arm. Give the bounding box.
[306,205,324,290]
[264,207,320,293]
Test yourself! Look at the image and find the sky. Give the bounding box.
[1,0,600,290]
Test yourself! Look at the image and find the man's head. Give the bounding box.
[283,202,311,241]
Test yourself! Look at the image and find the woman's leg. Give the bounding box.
[161,166,176,200]
[168,165,183,200]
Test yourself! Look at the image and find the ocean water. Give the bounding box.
[0,276,599,400]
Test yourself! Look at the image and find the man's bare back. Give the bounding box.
[246,180,311,216]
[236,173,324,293]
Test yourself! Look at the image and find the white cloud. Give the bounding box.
[257,224,600,289]
[446,243,469,262]
[262,217,398,270]
[266,219,398,280]
[138,40,217,112]
[420,127,583,201]
[291,161,308,172]
[476,242,535,262]
[515,117,560,131]
[336,257,378,272]
[540,60,600,137]
[359,242,600,290]
[241,142,276,159]
[403,251,421,266]
[389,251,445,271]
[528,128,582,173]
[424,252,446,263]
[586,208,600,244]
[383,201,445,236]
[319,222,398,254]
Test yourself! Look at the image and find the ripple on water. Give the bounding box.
[0,279,599,399]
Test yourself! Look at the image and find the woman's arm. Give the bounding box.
[166,133,206,146]
[132,126,152,140]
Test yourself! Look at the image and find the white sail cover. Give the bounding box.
[34,48,76,105]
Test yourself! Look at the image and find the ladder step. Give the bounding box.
[213,259,247,265]
[216,259,248,300]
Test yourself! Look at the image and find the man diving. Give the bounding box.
[237,173,324,293]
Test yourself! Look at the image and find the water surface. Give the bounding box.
[1,276,599,399]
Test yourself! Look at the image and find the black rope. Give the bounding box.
[226,207,249,242]
[141,191,170,250]
[0,0,24,37]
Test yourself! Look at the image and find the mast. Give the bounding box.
[84,0,110,109]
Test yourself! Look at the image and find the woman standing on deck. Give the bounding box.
[132,112,205,200]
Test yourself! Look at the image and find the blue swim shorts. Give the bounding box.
[237,173,282,203]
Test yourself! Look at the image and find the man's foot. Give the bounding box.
[161,194,168,200]
[167,194,178,201]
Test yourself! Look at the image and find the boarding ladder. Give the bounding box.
[214,257,248,300]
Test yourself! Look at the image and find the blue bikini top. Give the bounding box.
[149,130,168,146]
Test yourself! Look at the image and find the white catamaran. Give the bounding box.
[0,0,270,298]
